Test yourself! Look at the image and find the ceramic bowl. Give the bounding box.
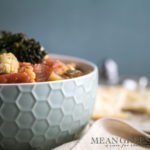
[0,54,98,150]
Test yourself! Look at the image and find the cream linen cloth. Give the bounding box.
[53,118,150,150]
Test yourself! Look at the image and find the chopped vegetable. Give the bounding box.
[0,52,19,74]
[19,63,36,82]
[64,69,83,78]
[0,72,31,83]
[52,60,68,75]
[33,64,51,82]
[49,71,63,81]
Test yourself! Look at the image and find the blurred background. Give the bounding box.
[0,0,150,77]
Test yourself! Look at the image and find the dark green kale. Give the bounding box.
[0,31,47,64]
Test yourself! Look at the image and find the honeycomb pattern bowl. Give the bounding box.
[0,54,98,150]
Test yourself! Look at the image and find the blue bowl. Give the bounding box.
[0,54,98,150]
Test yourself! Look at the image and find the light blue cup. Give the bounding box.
[0,54,98,150]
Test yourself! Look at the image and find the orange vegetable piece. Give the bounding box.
[0,72,31,83]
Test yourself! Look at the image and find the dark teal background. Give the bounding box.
[0,0,150,77]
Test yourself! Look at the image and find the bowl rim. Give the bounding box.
[0,54,98,86]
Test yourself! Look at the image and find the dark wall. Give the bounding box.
[0,0,150,77]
